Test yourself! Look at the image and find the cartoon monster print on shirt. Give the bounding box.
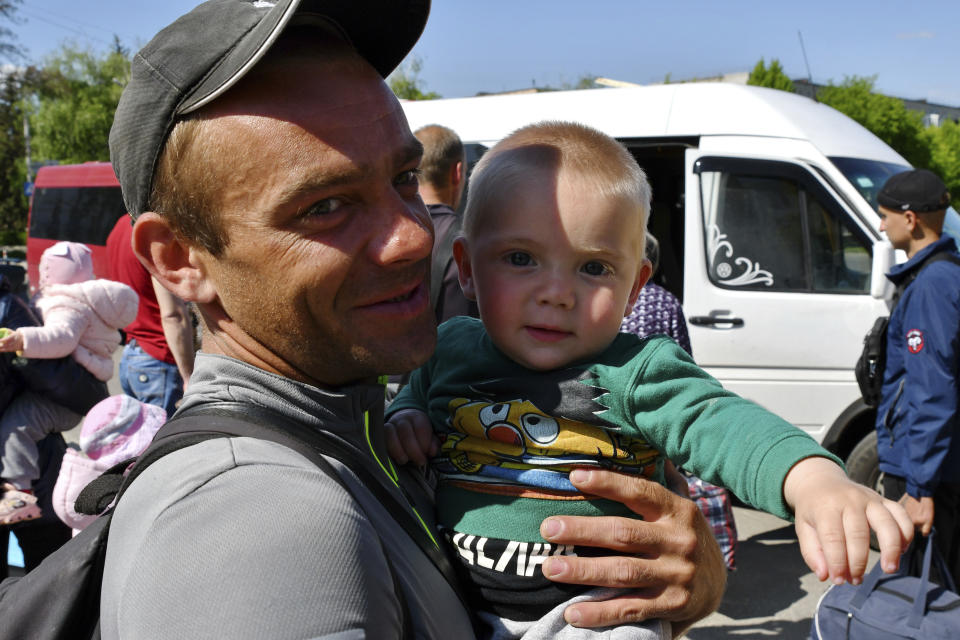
[434,367,660,493]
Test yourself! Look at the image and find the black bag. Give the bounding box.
[0,279,108,416]
[855,250,960,407]
[855,316,890,407]
[811,529,960,639]
[0,409,467,640]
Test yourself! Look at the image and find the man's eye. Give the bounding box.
[582,261,610,276]
[508,252,532,267]
[395,169,421,186]
[303,198,343,216]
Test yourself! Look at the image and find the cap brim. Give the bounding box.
[180,0,429,115]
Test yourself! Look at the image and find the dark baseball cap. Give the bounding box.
[109,0,430,219]
[877,169,951,213]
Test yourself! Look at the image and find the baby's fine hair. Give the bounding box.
[463,121,651,243]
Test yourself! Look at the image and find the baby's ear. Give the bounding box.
[625,258,653,315]
[132,213,217,304]
[452,237,477,301]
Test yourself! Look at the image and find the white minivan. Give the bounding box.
[402,83,960,488]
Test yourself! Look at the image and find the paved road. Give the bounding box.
[683,506,880,639]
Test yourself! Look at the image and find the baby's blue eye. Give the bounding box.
[509,252,532,266]
[583,261,609,276]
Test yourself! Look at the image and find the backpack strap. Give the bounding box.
[158,409,469,608]
[86,406,473,632]
[77,409,425,638]
[892,250,960,307]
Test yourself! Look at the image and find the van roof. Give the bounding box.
[402,83,906,164]
[34,162,119,188]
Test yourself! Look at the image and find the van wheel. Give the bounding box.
[845,430,881,550]
[846,431,881,493]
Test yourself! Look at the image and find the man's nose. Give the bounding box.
[371,198,433,266]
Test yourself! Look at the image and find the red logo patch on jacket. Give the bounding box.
[906,329,924,353]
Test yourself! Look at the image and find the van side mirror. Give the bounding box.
[870,241,894,299]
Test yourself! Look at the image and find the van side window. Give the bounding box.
[696,158,871,294]
[29,186,126,246]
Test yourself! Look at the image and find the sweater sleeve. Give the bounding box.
[619,338,841,520]
[18,303,88,359]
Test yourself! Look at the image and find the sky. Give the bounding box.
[10,0,960,106]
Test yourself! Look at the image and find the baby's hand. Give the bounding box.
[0,328,23,353]
[784,456,913,585]
[384,409,439,467]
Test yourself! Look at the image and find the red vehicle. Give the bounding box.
[26,163,126,296]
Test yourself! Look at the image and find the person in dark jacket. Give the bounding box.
[874,168,960,584]
[0,274,107,572]
[414,124,477,323]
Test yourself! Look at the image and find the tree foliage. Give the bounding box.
[388,56,439,101]
[29,43,131,163]
[0,0,22,62]
[0,68,28,243]
[924,119,960,211]
[817,76,931,169]
[747,58,794,92]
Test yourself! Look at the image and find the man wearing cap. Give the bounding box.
[100,2,726,638]
[874,168,960,583]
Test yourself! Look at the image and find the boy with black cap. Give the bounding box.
[874,168,960,584]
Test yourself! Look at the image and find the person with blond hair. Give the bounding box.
[387,120,912,639]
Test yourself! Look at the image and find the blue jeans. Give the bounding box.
[118,341,184,417]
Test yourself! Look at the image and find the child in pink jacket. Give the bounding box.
[53,394,166,534]
[0,242,138,524]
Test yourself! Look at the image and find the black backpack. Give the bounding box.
[0,409,469,640]
[855,250,960,407]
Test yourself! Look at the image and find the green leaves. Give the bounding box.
[29,44,131,164]
[747,58,795,93]
[924,119,960,211]
[818,76,931,170]
[388,56,440,101]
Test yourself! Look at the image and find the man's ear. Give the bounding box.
[132,212,218,304]
[451,161,464,189]
[625,259,653,316]
[451,161,466,210]
[905,209,929,239]
[904,210,918,230]
[452,236,477,301]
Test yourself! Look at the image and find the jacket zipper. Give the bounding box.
[882,378,906,445]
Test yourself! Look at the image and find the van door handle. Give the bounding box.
[689,316,744,327]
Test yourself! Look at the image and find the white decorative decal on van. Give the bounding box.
[707,225,774,287]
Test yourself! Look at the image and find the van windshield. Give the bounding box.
[830,156,960,248]
[829,157,909,210]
